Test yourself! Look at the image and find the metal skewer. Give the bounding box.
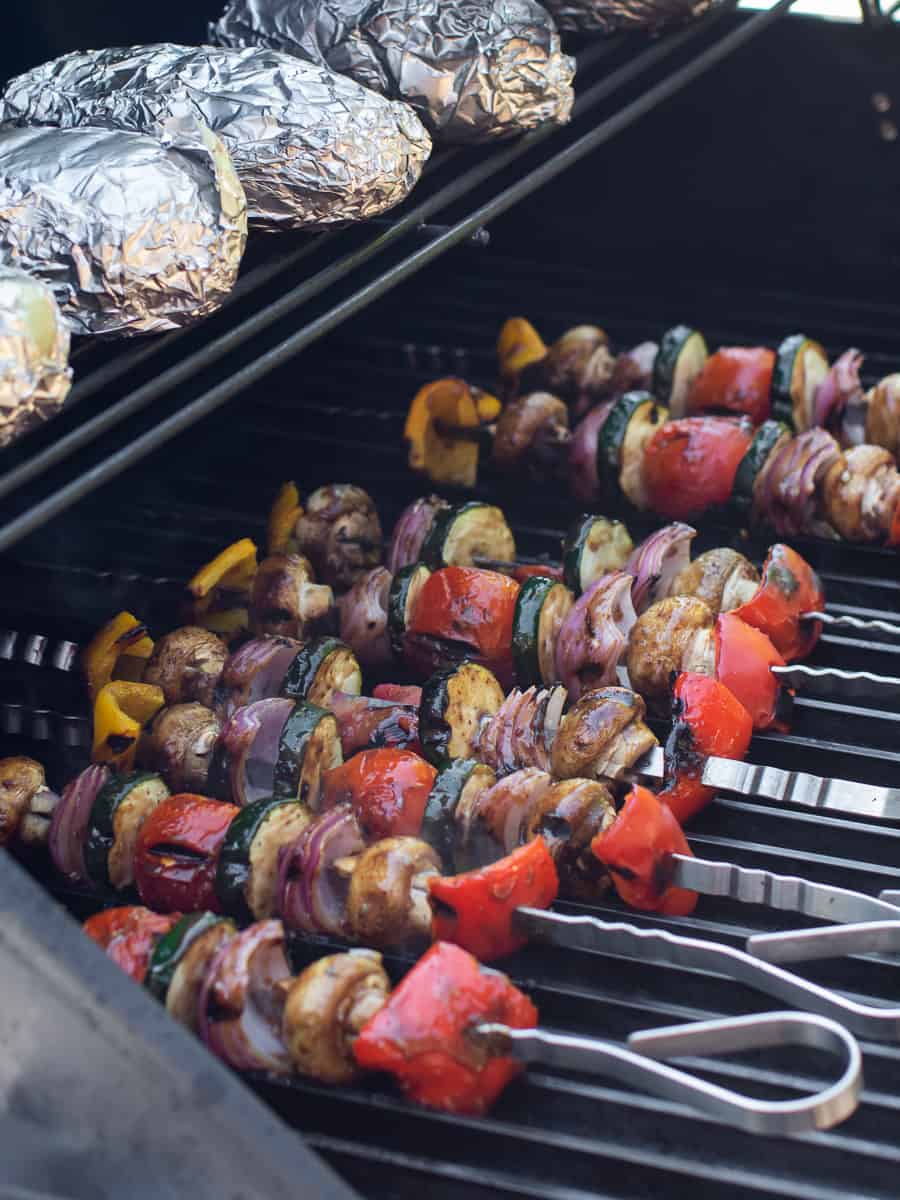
[805,611,900,640]
[476,1010,861,1134]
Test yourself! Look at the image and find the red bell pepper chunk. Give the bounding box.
[661,673,754,824]
[643,418,753,521]
[428,838,559,961]
[372,684,423,706]
[133,794,239,915]
[83,905,180,984]
[686,347,776,426]
[408,566,519,686]
[353,941,538,1114]
[732,544,825,661]
[888,500,900,547]
[591,784,698,916]
[322,748,437,840]
[714,613,791,733]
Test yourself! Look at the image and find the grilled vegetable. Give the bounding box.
[273,702,343,808]
[551,687,656,782]
[731,419,792,513]
[48,764,111,884]
[282,950,390,1085]
[249,553,334,640]
[626,595,715,711]
[599,390,668,508]
[592,784,698,916]
[542,325,612,409]
[283,637,362,706]
[492,391,569,477]
[92,680,166,771]
[626,522,696,614]
[866,374,900,456]
[82,610,154,703]
[732,543,824,660]
[387,562,431,658]
[145,911,237,1030]
[653,325,708,417]
[188,538,258,639]
[84,906,180,985]
[267,481,303,555]
[387,496,448,575]
[421,501,516,569]
[670,547,760,615]
[821,444,899,541]
[407,567,519,685]
[346,837,441,948]
[752,427,841,538]
[337,567,392,670]
[817,349,864,437]
[512,575,574,687]
[0,756,59,849]
[330,692,420,756]
[143,702,222,794]
[428,838,558,961]
[217,799,312,921]
[687,346,775,425]
[476,684,566,776]
[83,771,170,891]
[562,514,633,595]
[555,571,637,701]
[133,793,239,914]
[497,317,547,397]
[421,759,497,872]
[353,941,537,1115]
[715,613,790,732]
[419,662,505,765]
[143,627,228,708]
[460,768,554,869]
[405,378,498,488]
[290,484,384,591]
[568,401,614,503]
[322,748,436,840]
[771,335,830,430]
[524,778,616,900]
[644,416,753,521]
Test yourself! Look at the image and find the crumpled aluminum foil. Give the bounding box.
[0,124,247,337]
[541,0,711,33]
[209,0,576,144]
[0,44,431,232]
[0,264,72,447]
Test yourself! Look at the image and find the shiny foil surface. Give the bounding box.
[210,0,575,144]
[0,264,72,447]
[542,0,711,33]
[0,44,431,232]
[0,124,247,337]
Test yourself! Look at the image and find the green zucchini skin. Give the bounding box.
[561,515,632,596]
[419,664,463,765]
[214,798,289,923]
[388,563,431,658]
[282,637,357,704]
[273,701,340,804]
[732,419,791,513]
[83,771,166,890]
[771,334,807,426]
[654,326,708,415]
[420,759,478,872]
[597,390,655,485]
[418,661,504,766]
[512,576,557,686]
[145,911,230,1005]
[420,501,514,568]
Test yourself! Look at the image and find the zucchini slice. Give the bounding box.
[388,563,431,658]
[731,419,792,513]
[84,771,170,891]
[283,637,362,707]
[145,911,236,1029]
[216,798,312,922]
[562,515,633,595]
[598,390,668,508]
[654,326,708,417]
[419,662,505,765]
[771,334,830,430]
[421,758,496,873]
[273,701,342,809]
[420,501,516,569]
[512,576,574,687]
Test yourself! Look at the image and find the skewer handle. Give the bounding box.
[700,756,900,822]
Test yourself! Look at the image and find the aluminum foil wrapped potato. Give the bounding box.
[210,0,575,144]
[542,0,711,33]
[0,125,246,336]
[0,265,71,446]
[0,44,431,232]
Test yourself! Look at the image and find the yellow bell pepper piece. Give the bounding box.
[474,388,502,424]
[497,317,547,384]
[199,608,250,637]
[188,537,258,613]
[404,377,485,488]
[268,482,304,555]
[83,612,154,704]
[92,681,165,772]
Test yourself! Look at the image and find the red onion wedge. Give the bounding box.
[220,697,293,807]
[387,496,448,574]
[216,636,302,720]
[609,342,658,397]
[626,523,696,613]
[814,349,863,433]
[338,566,392,670]
[568,401,614,504]
[48,764,111,883]
[197,920,292,1075]
[329,692,419,756]
[277,806,366,937]
[755,428,841,537]
[555,571,637,702]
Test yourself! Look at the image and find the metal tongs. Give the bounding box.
[477,1010,861,1135]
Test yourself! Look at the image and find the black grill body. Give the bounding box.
[2,8,900,1200]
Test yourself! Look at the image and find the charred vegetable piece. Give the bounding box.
[497,317,548,397]
[143,702,222,794]
[283,637,362,707]
[322,747,436,840]
[419,662,505,765]
[133,793,239,914]
[330,692,420,756]
[277,806,367,937]
[592,784,698,916]
[599,390,669,508]
[687,347,775,425]
[405,379,495,488]
[731,420,792,514]
[626,523,696,614]
[273,702,343,809]
[644,417,753,521]
[492,391,569,477]
[429,838,558,961]
[551,687,656,783]
[83,771,170,891]
[654,326,708,417]
[670,547,760,616]
[732,543,825,661]
[188,539,258,639]
[421,501,516,570]
[626,595,715,712]
[476,684,566,777]
[555,571,637,701]
[821,444,899,542]
[83,611,154,703]
[249,553,334,640]
[387,497,448,575]
[661,674,753,824]
[143,627,228,708]
[346,837,441,948]
[524,778,616,901]
[461,768,554,869]
[387,562,431,659]
[562,514,633,595]
[282,950,390,1085]
[92,680,166,772]
[48,765,111,884]
[267,481,303,556]
[866,375,900,457]
[290,484,384,591]
[0,756,58,849]
[772,335,830,430]
[216,798,312,922]
[145,911,237,1031]
[421,759,497,873]
[715,613,791,733]
[353,941,538,1115]
[512,575,574,687]
[752,428,841,538]
[337,567,392,671]
[408,567,519,686]
[84,906,180,985]
[214,635,303,721]
[568,401,614,504]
